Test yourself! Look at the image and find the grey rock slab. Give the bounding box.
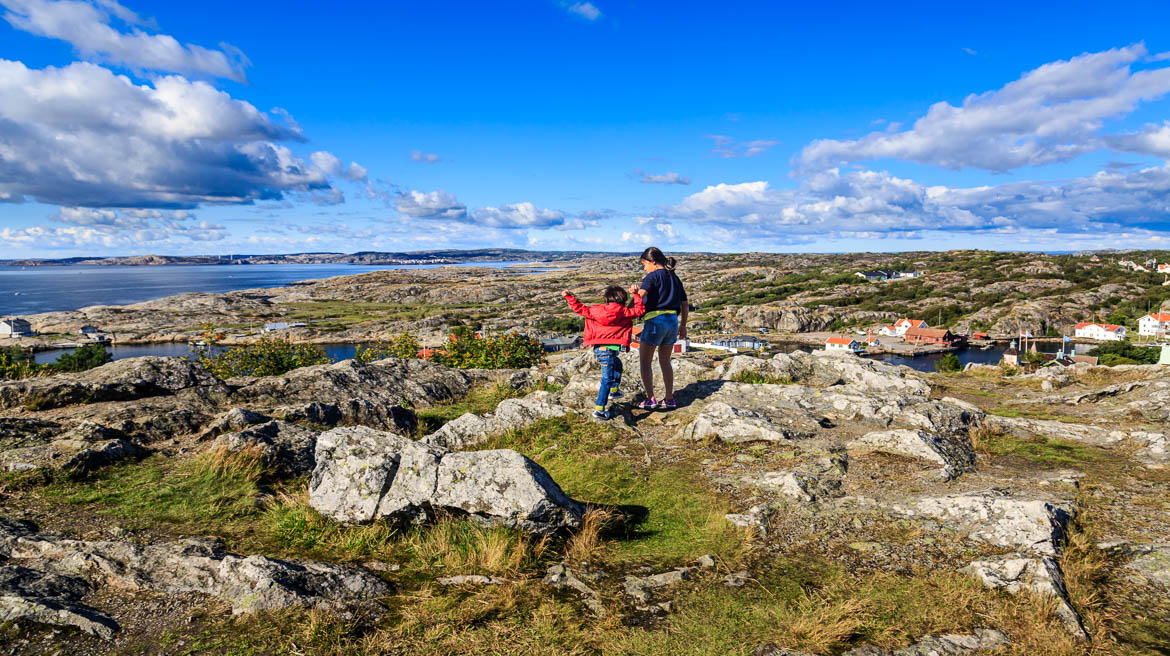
[233,358,468,430]
[542,564,604,617]
[422,391,570,450]
[436,574,507,585]
[676,400,820,443]
[309,426,583,533]
[751,471,843,502]
[0,357,227,411]
[985,415,1168,464]
[61,438,147,475]
[961,556,1087,640]
[1125,544,1170,587]
[434,449,583,533]
[214,420,320,477]
[848,429,975,479]
[725,504,772,536]
[197,407,272,440]
[1,521,393,618]
[842,628,1011,655]
[892,492,1074,556]
[0,565,119,639]
[310,426,443,524]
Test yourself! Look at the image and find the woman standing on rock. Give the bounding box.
[630,247,688,410]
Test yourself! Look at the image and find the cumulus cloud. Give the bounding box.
[706,134,778,158]
[1,0,249,81]
[0,59,350,208]
[636,169,691,185]
[473,202,566,229]
[394,189,467,220]
[410,150,442,163]
[796,43,1170,173]
[1,206,228,251]
[1106,121,1170,158]
[564,1,601,20]
[667,163,1170,241]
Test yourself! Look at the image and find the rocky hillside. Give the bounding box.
[0,350,1167,654]
[11,250,1170,345]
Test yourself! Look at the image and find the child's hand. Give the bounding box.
[561,290,571,298]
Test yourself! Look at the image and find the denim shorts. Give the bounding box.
[640,313,679,347]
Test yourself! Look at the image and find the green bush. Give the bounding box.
[535,316,585,333]
[1087,341,1159,366]
[47,343,111,373]
[355,332,421,362]
[0,346,41,380]
[195,337,329,378]
[934,352,962,373]
[431,332,545,369]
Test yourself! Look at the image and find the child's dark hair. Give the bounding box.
[640,246,677,270]
[604,285,629,305]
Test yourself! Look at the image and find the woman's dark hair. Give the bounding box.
[640,246,677,271]
[604,285,629,305]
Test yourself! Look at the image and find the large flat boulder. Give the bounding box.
[676,400,821,443]
[0,357,227,411]
[232,358,470,430]
[422,391,570,450]
[961,556,1086,639]
[0,518,391,633]
[847,429,975,479]
[309,426,583,533]
[214,420,320,477]
[892,492,1074,556]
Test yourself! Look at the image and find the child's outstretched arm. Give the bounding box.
[621,291,646,318]
[562,290,590,317]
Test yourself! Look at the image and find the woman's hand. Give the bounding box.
[678,325,688,340]
[628,283,639,296]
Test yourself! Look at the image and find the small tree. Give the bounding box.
[0,345,41,380]
[355,332,421,362]
[47,343,112,373]
[196,336,329,378]
[934,352,962,373]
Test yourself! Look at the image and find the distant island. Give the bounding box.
[1,248,649,267]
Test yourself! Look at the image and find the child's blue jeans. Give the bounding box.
[593,347,623,409]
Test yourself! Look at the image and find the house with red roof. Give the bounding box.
[878,318,928,337]
[825,336,861,352]
[1073,322,1127,341]
[904,326,961,346]
[1138,313,1170,337]
[1158,263,1170,273]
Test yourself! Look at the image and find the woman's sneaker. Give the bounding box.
[660,398,677,410]
[636,398,658,410]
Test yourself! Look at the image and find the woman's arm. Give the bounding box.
[678,300,689,339]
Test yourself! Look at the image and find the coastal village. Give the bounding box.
[5,250,1170,370]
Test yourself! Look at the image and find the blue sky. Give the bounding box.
[3,0,1170,257]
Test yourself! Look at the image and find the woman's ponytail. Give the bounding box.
[640,246,677,271]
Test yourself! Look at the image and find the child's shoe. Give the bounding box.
[608,388,624,400]
[592,408,611,420]
[660,398,677,410]
[636,397,658,410]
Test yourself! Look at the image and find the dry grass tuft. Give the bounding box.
[564,507,615,563]
[192,444,265,482]
[404,516,550,577]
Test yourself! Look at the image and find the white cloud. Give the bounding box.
[2,206,228,251]
[667,162,1170,241]
[1,0,249,81]
[637,169,691,185]
[0,59,349,208]
[962,47,977,56]
[1106,121,1170,158]
[410,150,442,163]
[564,1,601,20]
[473,202,566,229]
[394,189,467,220]
[796,43,1170,173]
[706,134,778,158]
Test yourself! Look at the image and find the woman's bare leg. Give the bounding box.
[658,345,675,400]
[639,343,656,399]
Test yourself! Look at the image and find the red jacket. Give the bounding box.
[564,293,645,347]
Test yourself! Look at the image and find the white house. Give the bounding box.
[0,318,33,338]
[878,318,928,337]
[825,336,861,352]
[1138,313,1170,337]
[1158,263,1170,273]
[1073,322,1127,341]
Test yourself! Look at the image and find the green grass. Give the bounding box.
[415,380,526,433]
[45,448,264,534]
[975,432,1111,470]
[481,415,746,563]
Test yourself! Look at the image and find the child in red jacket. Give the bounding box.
[562,285,646,419]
